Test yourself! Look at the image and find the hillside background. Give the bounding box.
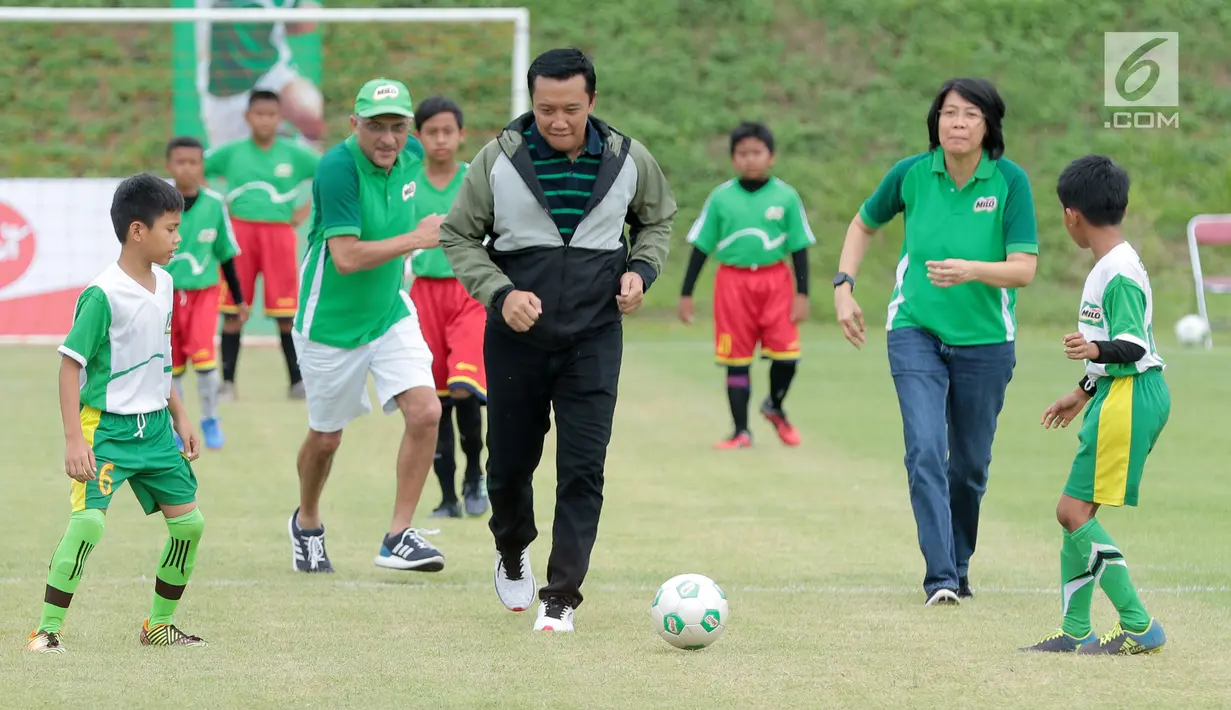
[3,0,1229,326]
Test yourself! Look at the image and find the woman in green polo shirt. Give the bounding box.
[832,77,1039,607]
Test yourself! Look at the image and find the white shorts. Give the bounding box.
[292,312,436,433]
[202,61,302,147]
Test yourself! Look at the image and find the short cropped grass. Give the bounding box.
[2,319,1231,709]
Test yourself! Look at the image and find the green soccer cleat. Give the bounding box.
[1078,619,1166,656]
[1018,628,1097,653]
[140,620,206,647]
[27,630,66,654]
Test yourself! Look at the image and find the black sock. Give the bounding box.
[769,361,797,411]
[454,395,483,485]
[279,326,302,386]
[221,331,241,383]
[435,399,457,504]
[726,366,751,435]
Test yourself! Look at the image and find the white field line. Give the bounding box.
[0,577,1226,595]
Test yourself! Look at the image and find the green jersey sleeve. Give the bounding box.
[203,142,232,181]
[685,186,724,254]
[858,157,914,228]
[1000,160,1039,255]
[315,153,362,240]
[1102,274,1149,348]
[293,144,322,183]
[212,202,241,263]
[785,189,817,252]
[59,286,112,366]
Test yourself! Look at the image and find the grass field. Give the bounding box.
[2,318,1231,708]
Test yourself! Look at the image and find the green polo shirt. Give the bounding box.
[859,148,1038,346]
[294,135,425,348]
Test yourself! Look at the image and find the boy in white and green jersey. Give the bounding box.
[164,136,246,451]
[677,122,816,449]
[1023,155,1170,656]
[28,174,207,654]
[406,96,489,520]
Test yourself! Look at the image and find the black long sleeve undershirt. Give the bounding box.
[220,259,244,305]
[1077,339,1147,394]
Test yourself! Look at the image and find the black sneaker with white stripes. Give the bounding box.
[374,528,445,571]
[288,508,334,573]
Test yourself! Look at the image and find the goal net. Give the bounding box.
[0,4,530,342]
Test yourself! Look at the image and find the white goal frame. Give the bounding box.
[0,5,532,119]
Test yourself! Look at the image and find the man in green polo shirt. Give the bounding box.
[831,77,1038,607]
[287,78,448,577]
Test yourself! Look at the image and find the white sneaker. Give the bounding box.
[494,547,535,612]
[533,598,575,632]
[925,588,960,606]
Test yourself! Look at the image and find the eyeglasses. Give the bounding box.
[359,118,411,135]
[938,107,984,123]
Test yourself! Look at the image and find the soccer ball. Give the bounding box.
[1174,314,1210,346]
[649,573,728,650]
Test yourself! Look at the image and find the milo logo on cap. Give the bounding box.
[373,84,400,100]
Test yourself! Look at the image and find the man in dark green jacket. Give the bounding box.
[440,47,675,634]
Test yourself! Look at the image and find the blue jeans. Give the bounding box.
[886,327,1016,596]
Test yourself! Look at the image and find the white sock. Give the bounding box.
[198,368,220,420]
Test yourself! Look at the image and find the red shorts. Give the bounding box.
[219,217,299,318]
[409,276,487,400]
[713,261,800,366]
[171,284,221,375]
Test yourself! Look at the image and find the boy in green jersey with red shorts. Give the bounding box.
[205,90,320,400]
[406,96,489,519]
[164,136,248,450]
[28,173,207,654]
[678,122,816,449]
[1021,155,1169,655]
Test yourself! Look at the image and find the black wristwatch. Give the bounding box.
[833,272,856,291]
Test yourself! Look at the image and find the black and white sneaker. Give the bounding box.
[288,509,333,573]
[494,547,535,612]
[533,597,575,632]
[374,528,445,571]
[925,588,960,606]
[462,478,489,517]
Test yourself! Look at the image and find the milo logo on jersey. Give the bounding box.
[1079,301,1103,326]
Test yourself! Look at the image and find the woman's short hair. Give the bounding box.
[927,77,1006,160]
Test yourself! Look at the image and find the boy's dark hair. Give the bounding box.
[527,47,596,99]
[730,121,774,155]
[1056,154,1130,227]
[248,89,280,108]
[414,96,464,131]
[110,172,185,244]
[165,135,204,158]
[927,77,1006,160]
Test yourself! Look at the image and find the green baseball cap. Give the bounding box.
[354,78,414,119]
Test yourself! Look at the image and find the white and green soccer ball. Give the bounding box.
[649,573,728,650]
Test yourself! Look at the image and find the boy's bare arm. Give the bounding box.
[59,355,95,481]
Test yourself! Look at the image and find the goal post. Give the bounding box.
[0,5,531,343]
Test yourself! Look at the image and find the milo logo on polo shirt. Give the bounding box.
[403,181,416,201]
[1079,301,1103,326]
[973,196,998,212]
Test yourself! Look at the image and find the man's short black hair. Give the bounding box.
[414,95,464,131]
[165,135,204,158]
[927,77,1006,160]
[1056,154,1130,227]
[527,47,596,98]
[730,121,774,155]
[110,172,184,244]
[248,89,280,108]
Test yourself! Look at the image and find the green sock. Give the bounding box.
[1059,528,1095,638]
[1069,518,1151,633]
[148,508,205,627]
[38,509,106,633]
